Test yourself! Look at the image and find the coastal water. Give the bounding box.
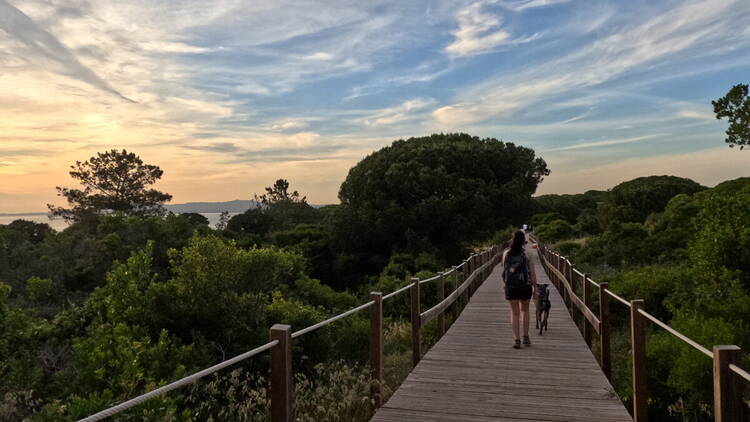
[0,212,239,232]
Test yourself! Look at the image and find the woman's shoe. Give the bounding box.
[513,339,521,349]
[522,335,531,346]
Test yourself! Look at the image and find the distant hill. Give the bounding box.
[165,200,258,214]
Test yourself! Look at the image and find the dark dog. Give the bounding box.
[535,284,551,335]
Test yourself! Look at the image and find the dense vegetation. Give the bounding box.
[532,175,750,421]
[0,133,546,421]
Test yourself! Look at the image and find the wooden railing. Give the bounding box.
[78,246,501,422]
[531,234,750,422]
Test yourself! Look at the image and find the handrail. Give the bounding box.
[637,309,712,358]
[292,300,375,338]
[534,236,749,421]
[418,274,442,285]
[383,283,412,300]
[421,254,498,326]
[78,340,280,422]
[80,244,492,421]
[605,289,631,307]
[730,363,750,382]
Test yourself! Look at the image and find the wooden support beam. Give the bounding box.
[410,277,421,367]
[583,273,592,347]
[369,292,383,409]
[599,282,611,380]
[630,300,648,422]
[713,345,747,422]
[452,266,459,321]
[270,324,293,422]
[437,272,445,336]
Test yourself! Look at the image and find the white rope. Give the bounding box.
[77,340,279,422]
[637,309,713,358]
[605,289,631,307]
[418,274,441,285]
[730,363,750,382]
[383,283,413,300]
[291,301,375,338]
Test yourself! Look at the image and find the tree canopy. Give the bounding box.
[48,150,172,221]
[713,83,750,149]
[597,175,705,228]
[334,133,549,262]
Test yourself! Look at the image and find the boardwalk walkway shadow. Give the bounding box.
[371,244,632,422]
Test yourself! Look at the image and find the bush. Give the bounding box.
[25,277,53,303]
[535,219,574,243]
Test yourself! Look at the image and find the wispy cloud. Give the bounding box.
[546,134,660,151]
[497,0,571,12]
[0,0,131,101]
[1,0,749,211]
[445,2,538,57]
[434,0,750,127]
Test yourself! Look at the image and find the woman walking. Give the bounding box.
[502,230,537,348]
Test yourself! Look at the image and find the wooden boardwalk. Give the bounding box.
[371,246,632,422]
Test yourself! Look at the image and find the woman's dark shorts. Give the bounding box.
[505,284,533,301]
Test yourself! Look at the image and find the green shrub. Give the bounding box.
[536,219,574,243]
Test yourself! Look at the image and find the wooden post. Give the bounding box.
[452,266,459,320]
[437,272,445,336]
[468,255,475,297]
[583,273,592,348]
[410,277,421,367]
[599,282,611,380]
[270,324,293,422]
[555,253,561,292]
[713,345,746,422]
[569,263,575,316]
[463,259,470,304]
[369,292,383,409]
[630,300,648,422]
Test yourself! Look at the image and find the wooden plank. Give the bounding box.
[372,244,631,422]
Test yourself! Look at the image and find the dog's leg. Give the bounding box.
[535,308,540,329]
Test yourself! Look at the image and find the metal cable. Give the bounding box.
[77,340,279,422]
[637,309,713,358]
[291,300,375,338]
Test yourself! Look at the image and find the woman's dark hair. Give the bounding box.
[508,230,526,256]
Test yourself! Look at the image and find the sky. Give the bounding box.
[1,0,749,212]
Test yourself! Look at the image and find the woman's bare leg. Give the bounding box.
[520,299,531,337]
[508,300,521,340]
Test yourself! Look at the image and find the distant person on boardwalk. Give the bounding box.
[502,230,537,348]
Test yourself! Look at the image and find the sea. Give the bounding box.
[0,212,239,232]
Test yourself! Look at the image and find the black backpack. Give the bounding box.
[503,253,528,287]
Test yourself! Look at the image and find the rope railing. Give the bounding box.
[409,246,500,367]
[382,283,412,300]
[605,288,631,307]
[533,236,750,421]
[637,309,712,358]
[420,253,498,326]
[730,363,750,382]
[291,300,376,339]
[78,340,280,422]
[418,273,442,285]
[78,245,495,422]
